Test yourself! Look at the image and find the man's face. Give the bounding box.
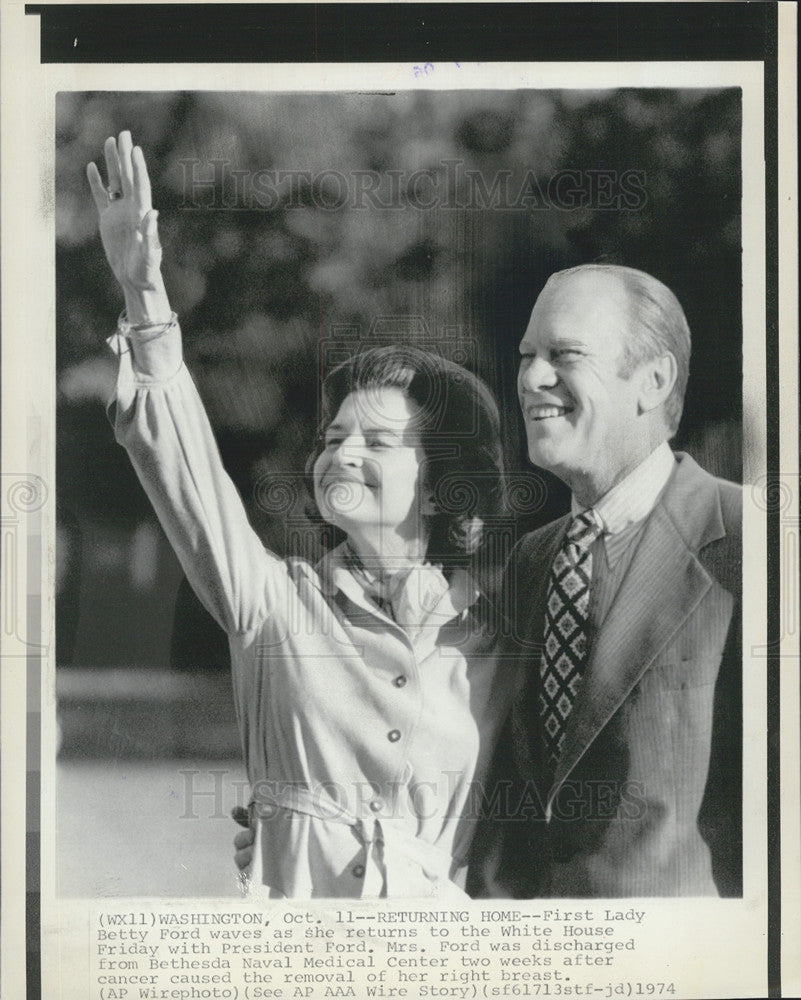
[517,270,646,499]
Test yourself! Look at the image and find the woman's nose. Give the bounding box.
[331,438,364,466]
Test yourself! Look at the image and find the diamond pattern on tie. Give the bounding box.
[539,511,602,772]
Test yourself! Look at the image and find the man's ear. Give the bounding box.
[637,352,677,415]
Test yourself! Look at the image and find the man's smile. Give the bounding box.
[522,398,574,421]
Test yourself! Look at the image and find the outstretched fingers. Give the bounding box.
[103,135,123,199]
[86,161,109,214]
[117,130,135,198]
[131,144,154,214]
[88,131,154,219]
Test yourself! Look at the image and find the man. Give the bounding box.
[468,263,742,898]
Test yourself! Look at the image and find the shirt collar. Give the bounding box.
[571,442,676,562]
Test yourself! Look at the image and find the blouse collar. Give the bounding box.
[317,542,481,632]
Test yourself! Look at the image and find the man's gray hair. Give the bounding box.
[547,264,691,435]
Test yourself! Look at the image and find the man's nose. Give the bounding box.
[519,355,557,391]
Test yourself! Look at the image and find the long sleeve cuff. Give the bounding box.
[107,322,184,381]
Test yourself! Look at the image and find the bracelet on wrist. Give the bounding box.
[117,309,179,343]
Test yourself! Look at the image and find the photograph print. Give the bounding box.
[55,85,744,900]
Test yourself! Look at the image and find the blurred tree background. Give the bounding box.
[55,88,742,682]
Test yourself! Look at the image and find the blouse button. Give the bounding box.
[393,675,407,688]
[352,864,365,878]
[369,799,383,813]
[388,729,401,743]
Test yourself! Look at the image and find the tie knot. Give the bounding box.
[566,510,602,551]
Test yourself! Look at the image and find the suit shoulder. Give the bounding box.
[667,455,742,593]
[511,516,568,566]
[676,453,742,538]
[703,476,742,595]
[716,477,742,535]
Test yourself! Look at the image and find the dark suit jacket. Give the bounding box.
[468,452,742,898]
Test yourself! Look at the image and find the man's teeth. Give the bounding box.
[530,405,569,419]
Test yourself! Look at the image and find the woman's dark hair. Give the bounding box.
[306,345,506,574]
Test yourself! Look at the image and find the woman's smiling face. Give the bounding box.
[313,386,431,542]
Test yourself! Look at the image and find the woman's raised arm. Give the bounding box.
[88,132,290,635]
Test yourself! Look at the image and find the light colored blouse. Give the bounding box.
[109,331,521,899]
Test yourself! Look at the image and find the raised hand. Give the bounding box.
[87,131,170,325]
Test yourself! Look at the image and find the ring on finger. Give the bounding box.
[107,189,123,202]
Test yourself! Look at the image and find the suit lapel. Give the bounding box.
[510,518,568,782]
[547,454,727,807]
[519,518,568,637]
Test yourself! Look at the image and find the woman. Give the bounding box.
[87,131,521,898]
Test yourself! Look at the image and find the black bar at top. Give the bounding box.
[25,2,772,64]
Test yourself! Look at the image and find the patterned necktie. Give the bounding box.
[539,510,602,772]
